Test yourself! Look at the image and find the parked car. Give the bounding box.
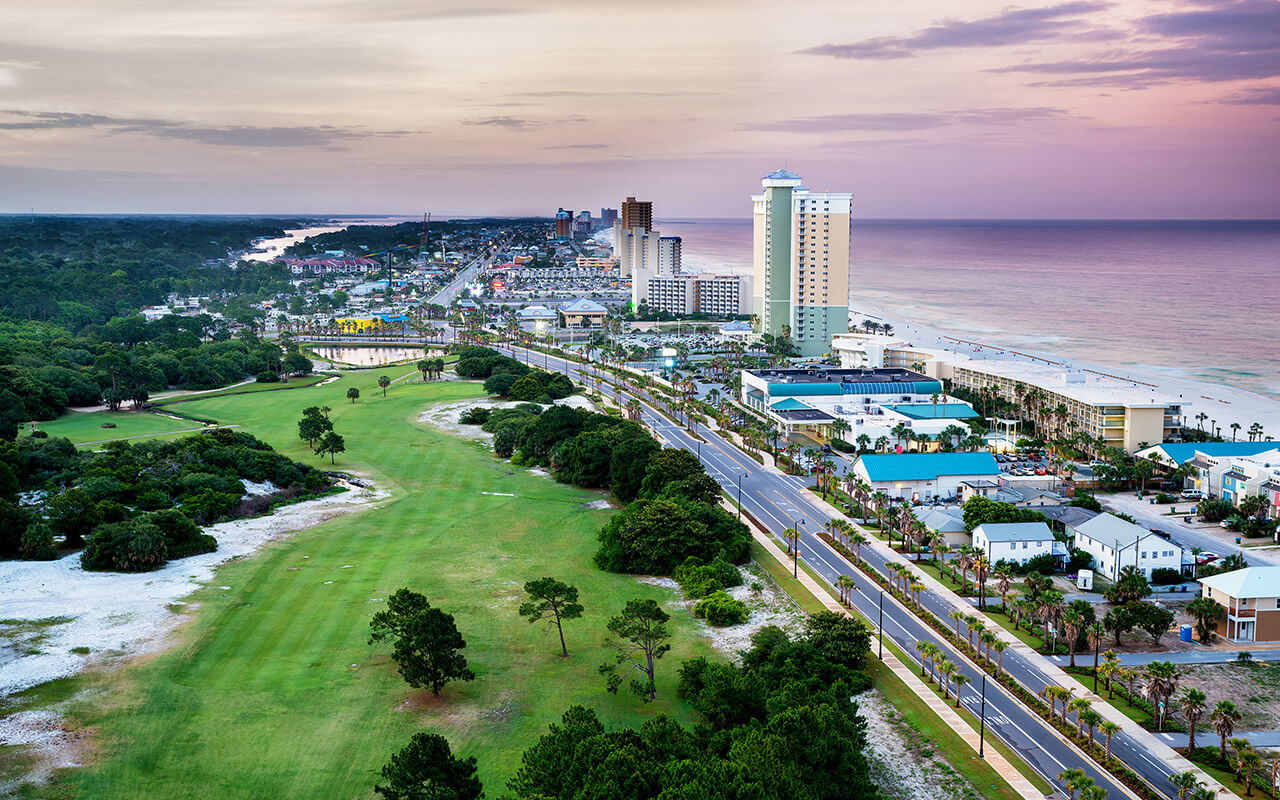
[1180,489,1205,499]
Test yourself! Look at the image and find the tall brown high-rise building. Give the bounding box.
[620,197,652,233]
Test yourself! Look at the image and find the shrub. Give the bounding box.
[693,591,748,626]
[82,520,167,572]
[458,407,491,425]
[255,371,279,383]
[99,422,117,429]
[1196,498,1235,522]
[1154,492,1175,504]
[148,508,217,559]
[1149,567,1182,585]
[19,521,58,560]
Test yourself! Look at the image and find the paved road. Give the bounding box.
[1103,492,1278,567]
[501,345,1184,800]
[1054,648,1280,667]
[1156,730,1280,749]
[428,243,500,306]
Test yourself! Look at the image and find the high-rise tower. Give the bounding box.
[751,169,851,357]
[620,196,652,232]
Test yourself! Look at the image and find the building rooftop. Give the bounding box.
[856,452,1000,483]
[558,298,608,314]
[883,403,980,420]
[516,305,557,319]
[1199,567,1280,599]
[750,367,928,385]
[1037,506,1101,527]
[973,522,1054,542]
[915,507,967,533]
[947,353,1185,408]
[1071,512,1165,551]
[1137,442,1279,466]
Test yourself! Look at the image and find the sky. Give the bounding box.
[1,0,1277,218]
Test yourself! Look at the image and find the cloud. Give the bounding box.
[1216,86,1280,105]
[741,107,1073,132]
[798,1,1117,60]
[462,114,587,131]
[514,90,718,98]
[0,110,410,147]
[994,0,1280,87]
[539,143,607,150]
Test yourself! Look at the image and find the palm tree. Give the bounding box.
[1212,700,1242,763]
[991,639,1008,676]
[915,640,932,678]
[1230,422,1241,441]
[1094,719,1120,764]
[1182,688,1207,751]
[948,608,964,639]
[972,554,990,609]
[848,532,868,564]
[1168,771,1202,800]
[1087,623,1106,689]
[952,672,969,707]
[837,574,857,606]
[979,629,997,662]
[937,660,956,701]
[377,374,391,396]
[1062,608,1084,668]
[909,581,926,609]
[1067,697,1092,737]
[1144,660,1181,732]
[966,617,985,650]
[1240,747,1263,797]
[1078,787,1108,800]
[1079,709,1103,745]
[1058,768,1087,800]
[1038,591,1065,654]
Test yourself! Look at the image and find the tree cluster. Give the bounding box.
[0,428,328,565]
[297,406,346,464]
[369,588,476,696]
[505,620,877,800]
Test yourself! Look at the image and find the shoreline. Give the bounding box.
[854,304,1280,438]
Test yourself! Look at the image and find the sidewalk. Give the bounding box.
[742,505,1045,800]
[795,489,1239,800]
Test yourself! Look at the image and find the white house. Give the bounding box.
[1068,513,1185,581]
[851,452,1001,503]
[972,522,1065,567]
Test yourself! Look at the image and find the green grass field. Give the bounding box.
[33,373,718,799]
[150,373,329,404]
[28,411,206,445]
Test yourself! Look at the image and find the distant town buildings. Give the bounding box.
[557,298,608,329]
[637,273,752,316]
[600,207,618,228]
[752,169,851,357]
[555,209,572,241]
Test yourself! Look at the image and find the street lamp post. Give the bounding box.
[877,590,884,661]
[978,674,987,758]
[736,473,746,521]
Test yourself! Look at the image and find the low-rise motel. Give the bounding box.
[738,366,979,445]
[1136,442,1280,514]
[832,332,1188,453]
[848,452,1001,503]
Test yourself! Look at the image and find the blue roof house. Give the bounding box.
[852,452,1000,503]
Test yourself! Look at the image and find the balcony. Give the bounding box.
[1232,608,1257,618]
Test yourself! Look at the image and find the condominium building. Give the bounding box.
[946,359,1185,453]
[620,196,652,233]
[639,273,752,316]
[658,236,682,273]
[600,208,618,227]
[554,208,572,241]
[752,169,851,357]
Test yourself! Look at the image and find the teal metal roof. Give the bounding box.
[769,380,943,398]
[770,398,814,411]
[884,403,980,420]
[1147,442,1276,466]
[857,453,999,483]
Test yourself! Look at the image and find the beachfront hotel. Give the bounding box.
[752,169,851,357]
[831,333,1186,453]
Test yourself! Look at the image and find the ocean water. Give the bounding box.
[657,218,1280,401]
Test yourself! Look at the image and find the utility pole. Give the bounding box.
[978,675,987,758]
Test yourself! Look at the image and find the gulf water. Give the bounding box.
[658,219,1280,402]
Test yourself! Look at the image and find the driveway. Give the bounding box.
[1101,492,1279,567]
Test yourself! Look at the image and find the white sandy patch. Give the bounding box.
[579,499,613,510]
[0,480,388,698]
[555,394,597,411]
[639,563,806,659]
[241,479,279,496]
[0,709,89,792]
[417,398,529,442]
[858,688,983,800]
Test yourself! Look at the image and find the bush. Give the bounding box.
[1154,492,1175,504]
[149,508,217,559]
[1023,552,1059,575]
[1069,492,1102,512]
[255,371,279,383]
[1149,567,1183,585]
[674,556,743,599]
[458,407,491,425]
[1196,498,1235,522]
[30,430,49,438]
[82,520,167,572]
[693,591,748,626]
[19,521,58,560]
[594,499,750,575]
[99,422,117,429]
